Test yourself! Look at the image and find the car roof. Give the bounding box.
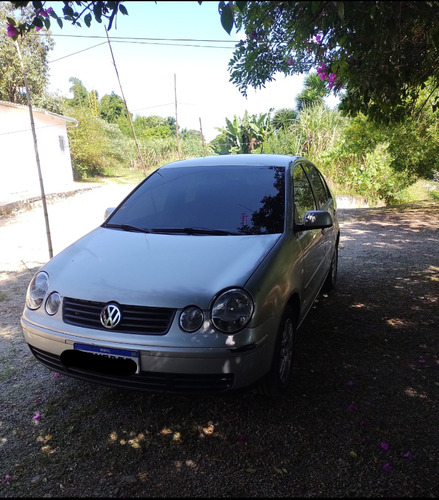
[159,154,303,170]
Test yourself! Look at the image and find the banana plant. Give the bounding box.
[218,111,273,154]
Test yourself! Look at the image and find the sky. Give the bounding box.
[44,1,335,141]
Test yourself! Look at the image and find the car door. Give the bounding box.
[292,163,327,312]
[301,162,336,270]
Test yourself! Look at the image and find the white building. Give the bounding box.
[0,101,78,205]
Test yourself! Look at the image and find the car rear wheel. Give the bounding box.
[322,243,338,292]
[262,306,295,396]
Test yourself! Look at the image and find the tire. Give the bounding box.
[262,306,295,396]
[322,242,338,293]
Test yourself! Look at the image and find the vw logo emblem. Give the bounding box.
[100,303,122,329]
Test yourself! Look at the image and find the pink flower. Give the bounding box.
[316,35,322,43]
[54,373,60,378]
[7,23,18,38]
[403,451,413,460]
[33,412,41,420]
[380,442,389,450]
[288,58,294,66]
[319,72,327,81]
[382,462,392,471]
[35,26,42,32]
[37,7,53,18]
[329,73,337,83]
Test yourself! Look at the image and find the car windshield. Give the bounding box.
[105,165,285,235]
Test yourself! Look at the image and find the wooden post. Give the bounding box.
[199,117,206,156]
[105,27,147,174]
[174,74,181,159]
[15,40,53,259]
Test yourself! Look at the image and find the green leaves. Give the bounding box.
[219,1,235,35]
[84,13,92,27]
[224,1,439,123]
[62,4,75,18]
[8,1,129,34]
[217,110,272,153]
[32,16,43,28]
[335,1,344,20]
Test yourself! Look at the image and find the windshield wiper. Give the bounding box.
[151,227,239,235]
[105,223,150,234]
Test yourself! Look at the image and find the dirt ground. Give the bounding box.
[0,187,438,497]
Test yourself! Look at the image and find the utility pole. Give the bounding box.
[199,117,206,156]
[15,40,53,259]
[174,74,181,159]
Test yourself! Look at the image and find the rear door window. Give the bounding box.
[301,163,330,209]
[293,164,316,224]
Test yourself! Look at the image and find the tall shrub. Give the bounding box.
[67,107,132,180]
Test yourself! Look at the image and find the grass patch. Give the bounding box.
[390,179,439,204]
[0,355,15,381]
[100,165,147,185]
[78,166,146,186]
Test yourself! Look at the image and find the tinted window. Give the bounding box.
[301,163,329,209]
[107,166,285,235]
[293,164,316,223]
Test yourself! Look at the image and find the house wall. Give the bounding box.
[0,104,75,202]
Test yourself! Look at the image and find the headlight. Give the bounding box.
[45,292,61,316]
[180,306,204,333]
[26,272,49,310]
[211,288,254,334]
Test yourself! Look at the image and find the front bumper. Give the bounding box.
[21,316,279,394]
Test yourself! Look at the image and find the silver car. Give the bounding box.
[21,154,339,395]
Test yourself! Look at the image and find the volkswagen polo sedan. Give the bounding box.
[21,154,339,395]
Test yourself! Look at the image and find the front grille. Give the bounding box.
[29,345,234,394]
[63,297,175,335]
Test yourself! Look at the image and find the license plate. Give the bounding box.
[74,343,140,374]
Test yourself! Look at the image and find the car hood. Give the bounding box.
[44,227,281,308]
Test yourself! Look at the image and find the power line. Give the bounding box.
[47,34,237,43]
[131,102,174,113]
[49,42,108,62]
[110,40,233,49]
[48,38,234,64]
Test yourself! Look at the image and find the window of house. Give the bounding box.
[59,135,66,153]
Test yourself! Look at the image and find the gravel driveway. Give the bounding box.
[1,186,438,497]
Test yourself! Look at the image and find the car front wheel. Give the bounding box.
[262,306,295,396]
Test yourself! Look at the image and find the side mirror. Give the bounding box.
[104,207,115,220]
[295,210,333,232]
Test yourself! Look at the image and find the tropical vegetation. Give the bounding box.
[2,1,439,205]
